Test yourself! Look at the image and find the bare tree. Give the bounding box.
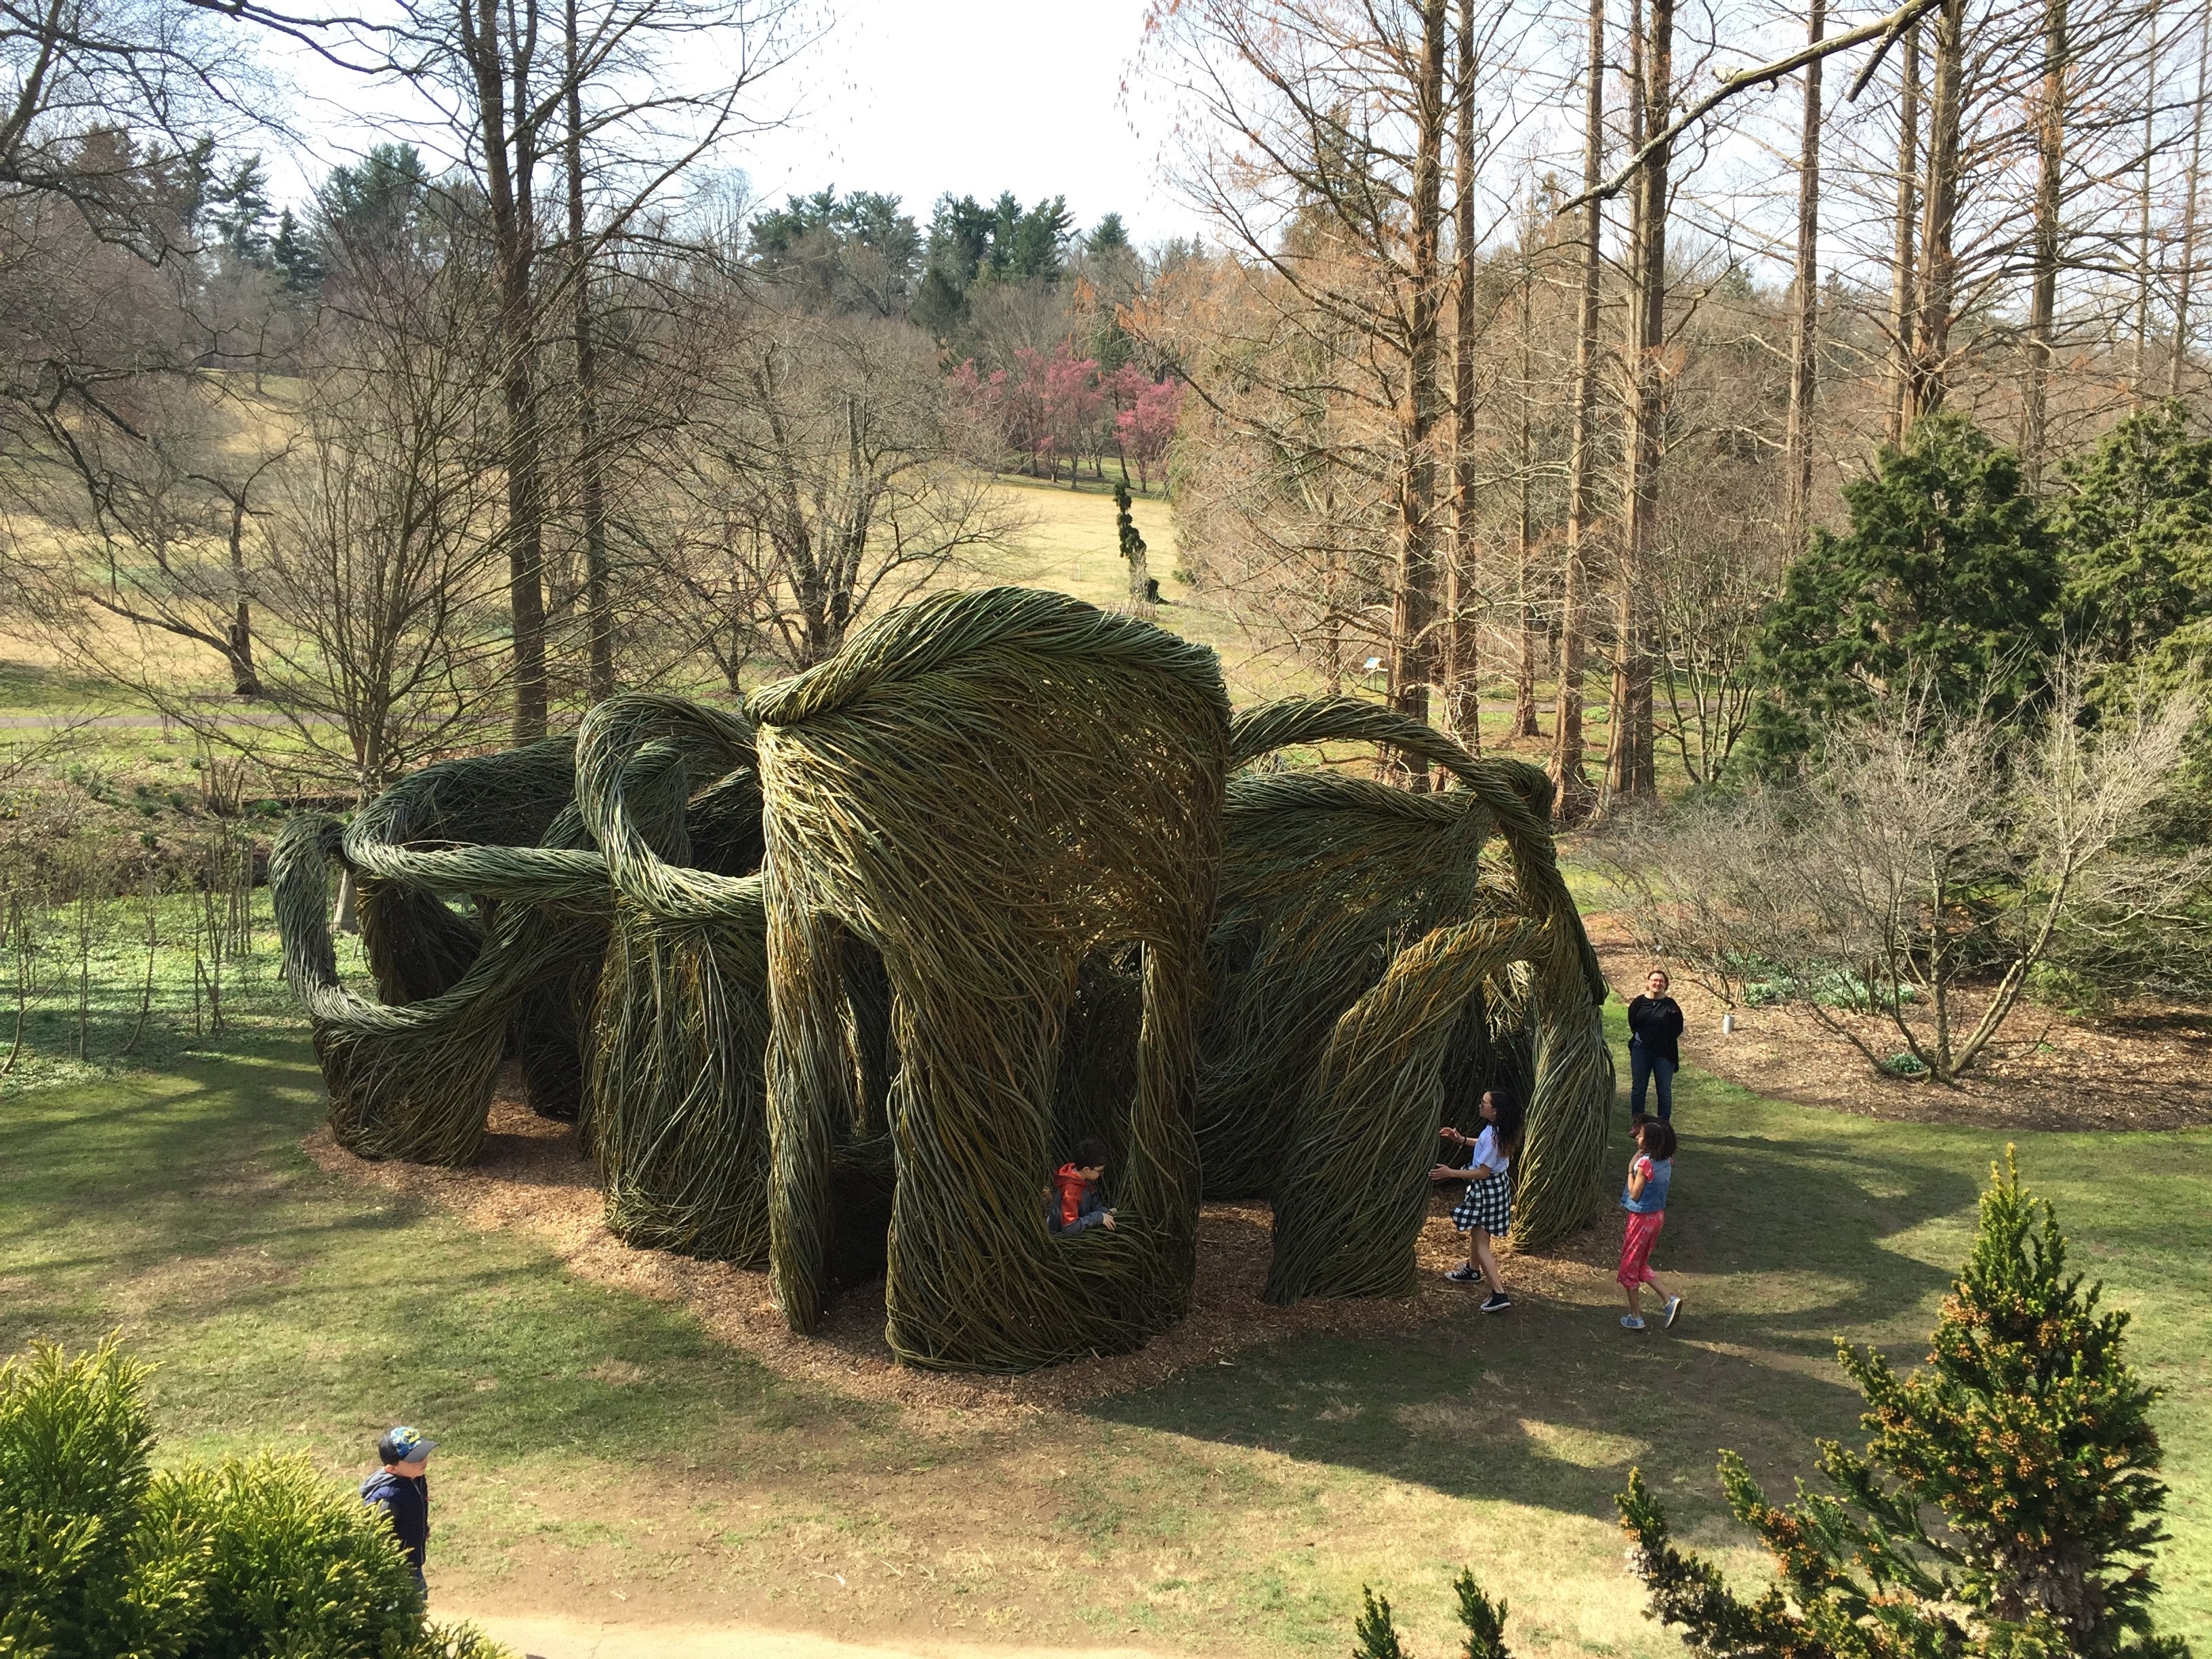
[668,306,1025,675]
[1600,674,2206,1084]
[384,0,800,739]
[1784,0,1825,550]
[1550,0,1604,823]
[2020,0,2066,483]
[248,256,510,796]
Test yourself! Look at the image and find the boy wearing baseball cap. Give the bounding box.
[361,1425,436,1594]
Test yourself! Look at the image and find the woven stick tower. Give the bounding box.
[748,587,1231,1371]
[572,695,775,1263]
[1206,698,1614,1298]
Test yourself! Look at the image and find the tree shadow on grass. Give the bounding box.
[1086,1127,1983,1532]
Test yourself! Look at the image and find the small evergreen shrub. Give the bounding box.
[1352,1569,1511,1659]
[0,1337,197,1659]
[0,1335,508,1659]
[1617,1151,2188,1659]
[146,1452,424,1659]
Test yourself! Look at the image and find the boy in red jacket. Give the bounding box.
[1049,1138,1118,1234]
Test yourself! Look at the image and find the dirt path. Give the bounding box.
[456,1612,1181,1659]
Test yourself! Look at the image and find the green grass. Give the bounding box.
[3,1021,2206,1656]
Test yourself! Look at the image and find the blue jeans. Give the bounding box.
[1629,1040,1675,1120]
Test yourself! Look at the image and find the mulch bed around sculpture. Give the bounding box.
[305,1073,1616,1423]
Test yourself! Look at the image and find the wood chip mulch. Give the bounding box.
[304,1083,1614,1422]
[1585,913,2212,1132]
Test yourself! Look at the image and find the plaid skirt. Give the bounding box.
[1450,1176,1513,1235]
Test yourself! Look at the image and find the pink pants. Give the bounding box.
[1618,1210,1665,1288]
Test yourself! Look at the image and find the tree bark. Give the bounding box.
[1512,245,1538,739]
[1784,0,1825,552]
[2135,17,2158,403]
[1387,0,1450,782]
[1886,23,1921,445]
[567,0,613,702]
[464,0,552,744]
[1908,0,1963,425]
[2171,7,2209,398]
[1609,0,1668,804]
[223,489,261,697]
[1446,0,1483,750]
[1551,0,1603,823]
[2022,0,2066,485]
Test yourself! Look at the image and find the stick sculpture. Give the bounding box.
[276,588,1612,1373]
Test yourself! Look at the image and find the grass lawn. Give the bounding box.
[5,1010,2207,1658]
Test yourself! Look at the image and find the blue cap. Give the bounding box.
[377,1426,436,1465]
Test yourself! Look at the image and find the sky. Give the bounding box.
[735,0,1207,246]
[272,0,1212,247]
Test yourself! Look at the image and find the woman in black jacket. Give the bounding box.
[1626,969,1684,1122]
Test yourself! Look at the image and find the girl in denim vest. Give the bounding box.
[1617,1116,1682,1331]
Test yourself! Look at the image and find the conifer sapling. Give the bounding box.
[1616,1151,2184,1659]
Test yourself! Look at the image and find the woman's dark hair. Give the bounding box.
[1072,1137,1110,1170]
[1486,1088,1525,1157]
[1637,1118,1677,1161]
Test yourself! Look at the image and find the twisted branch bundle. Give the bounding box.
[276,588,1614,1372]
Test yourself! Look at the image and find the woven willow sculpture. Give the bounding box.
[276,586,1612,1374]
[1211,698,1613,1300]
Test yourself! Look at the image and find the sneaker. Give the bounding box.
[1620,1315,1647,1330]
[1663,1294,1683,1329]
[1479,1292,1513,1313]
[1444,1265,1481,1284]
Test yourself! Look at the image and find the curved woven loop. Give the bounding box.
[575,694,760,922]
[272,813,609,1165]
[1233,694,1559,830]
[341,738,594,901]
[755,586,1230,1370]
[1263,916,1544,1303]
[748,583,1227,727]
[1197,771,1501,1197]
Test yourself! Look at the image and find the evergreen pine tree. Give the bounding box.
[1618,1153,2185,1659]
[1744,415,2058,771]
[1355,1587,1411,1659]
[1349,1572,1511,1659]
[2051,403,2212,701]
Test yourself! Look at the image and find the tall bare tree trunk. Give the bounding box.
[1513,249,1539,739]
[2171,7,2209,398]
[464,0,552,744]
[2022,0,2066,484]
[1387,0,1450,782]
[1446,0,1483,750]
[1609,0,1667,804]
[1551,0,1603,823]
[1909,0,1963,424]
[2136,18,2158,403]
[567,0,614,703]
[1784,0,1825,551]
[1887,23,1921,445]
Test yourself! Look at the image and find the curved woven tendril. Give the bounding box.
[342,738,583,1003]
[1197,774,1502,1197]
[753,586,1230,1370]
[272,808,609,1166]
[1263,916,1542,1301]
[1216,695,1614,1258]
[572,697,775,1263]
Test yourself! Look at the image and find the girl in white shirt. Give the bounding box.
[1429,1088,1524,1313]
